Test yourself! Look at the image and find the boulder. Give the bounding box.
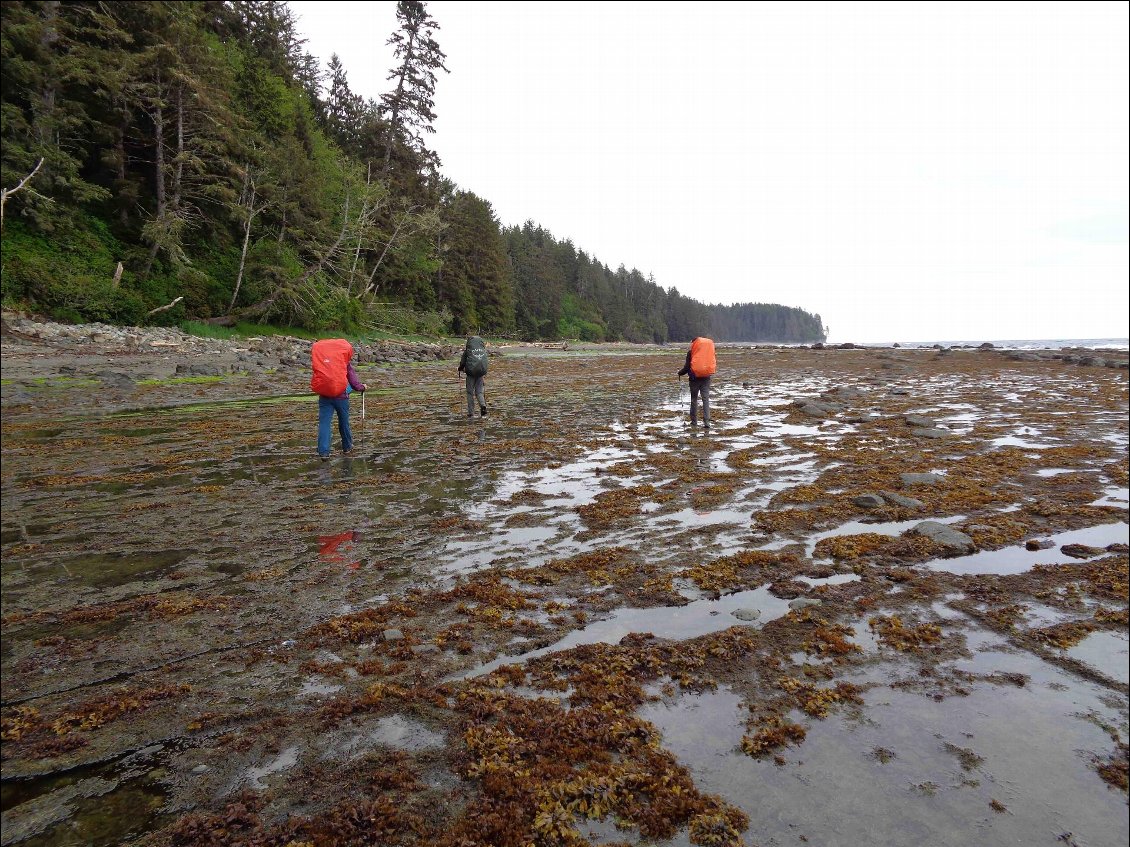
[909,521,975,555]
[793,399,842,418]
[978,342,995,350]
[880,491,925,509]
[852,494,886,509]
[909,427,950,439]
[904,415,936,428]
[1060,544,1104,560]
[1024,539,1055,551]
[731,608,762,622]
[788,598,822,611]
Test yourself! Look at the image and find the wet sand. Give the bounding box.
[1,343,1127,846]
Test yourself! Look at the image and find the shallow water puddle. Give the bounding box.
[3,550,192,589]
[1066,630,1130,686]
[242,745,299,790]
[924,522,1129,575]
[797,573,861,587]
[461,586,792,679]
[640,658,1128,847]
[1091,487,1129,508]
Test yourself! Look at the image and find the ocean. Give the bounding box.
[874,338,1129,351]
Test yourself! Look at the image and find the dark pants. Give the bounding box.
[690,376,711,426]
[317,395,353,455]
[465,375,486,416]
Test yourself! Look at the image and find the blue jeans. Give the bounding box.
[317,395,353,456]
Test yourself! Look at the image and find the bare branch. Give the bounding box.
[1,158,46,231]
[146,296,184,317]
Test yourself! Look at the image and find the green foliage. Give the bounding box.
[0,217,145,323]
[0,0,825,344]
[557,293,606,341]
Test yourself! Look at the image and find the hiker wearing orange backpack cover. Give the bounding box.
[677,336,716,429]
[310,338,367,459]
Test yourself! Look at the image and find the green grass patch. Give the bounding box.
[137,375,227,386]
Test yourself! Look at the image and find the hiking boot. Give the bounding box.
[342,448,355,457]
[318,453,331,461]
[480,406,487,417]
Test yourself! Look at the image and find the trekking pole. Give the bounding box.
[361,389,365,449]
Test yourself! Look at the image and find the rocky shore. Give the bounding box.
[1,320,1127,847]
[1,312,462,383]
[2,312,1125,392]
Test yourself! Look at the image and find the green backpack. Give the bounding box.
[464,336,489,377]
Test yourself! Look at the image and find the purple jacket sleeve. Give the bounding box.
[347,362,364,392]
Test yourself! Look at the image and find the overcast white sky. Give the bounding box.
[287,1,1129,343]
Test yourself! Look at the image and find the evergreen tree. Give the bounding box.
[378,0,448,176]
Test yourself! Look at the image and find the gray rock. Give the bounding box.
[852,494,886,509]
[904,415,936,428]
[789,598,822,610]
[889,387,910,396]
[793,399,843,417]
[1060,543,1104,560]
[191,764,210,774]
[410,643,439,655]
[96,370,135,388]
[978,342,995,350]
[900,472,944,486]
[909,521,975,555]
[880,491,925,509]
[382,628,404,642]
[731,608,762,622]
[909,427,950,439]
[1024,538,1055,551]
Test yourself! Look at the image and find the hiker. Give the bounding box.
[310,338,366,459]
[677,336,716,429]
[457,335,489,418]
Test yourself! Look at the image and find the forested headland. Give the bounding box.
[0,0,827,344]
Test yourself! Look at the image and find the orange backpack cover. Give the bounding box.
[689,337,716,378]
[310,338,353,397]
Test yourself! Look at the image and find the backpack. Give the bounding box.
[464,336,489,378]
[689,337,716,378]
[310,338,353,397]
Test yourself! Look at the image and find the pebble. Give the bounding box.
[382,628,404,642]
[731,608,761,621]
[191,765,209,775]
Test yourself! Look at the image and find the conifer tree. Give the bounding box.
[379,0,448,176]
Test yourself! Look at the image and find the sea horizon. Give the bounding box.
[852,337,1129,351]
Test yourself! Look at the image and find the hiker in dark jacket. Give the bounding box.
[677,336,716,429]
[457,336,488,418]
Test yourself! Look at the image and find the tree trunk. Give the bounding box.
[348,162,371,295]
[115,110,130,227]
[228,172,256,314]
[382,30,416,176]
[172,86,184,214]
[37,1,60,152]
[141,93,166,280]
